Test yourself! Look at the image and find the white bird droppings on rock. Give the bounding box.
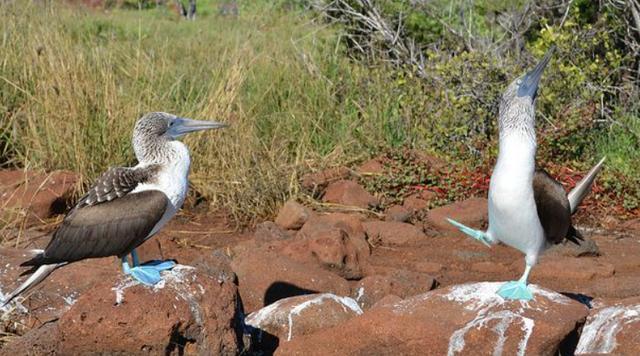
[576,303,640,354]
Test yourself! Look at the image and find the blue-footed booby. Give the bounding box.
[1,112,227,307]
[447,47,606,301]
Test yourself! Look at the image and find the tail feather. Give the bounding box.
[568,157,606,215]
[1,263,63,308]
[565,225,584,245]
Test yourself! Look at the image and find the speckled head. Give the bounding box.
[498,47,555,138]
[133,112,228,162]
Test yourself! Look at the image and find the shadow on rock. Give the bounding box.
[264,282,318,306]
[561,292,595,309]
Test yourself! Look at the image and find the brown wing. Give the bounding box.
[24,190,168,265]
[74,165,160,208]
[533,170,572,245]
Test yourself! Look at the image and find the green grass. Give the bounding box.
[1,0,639,228]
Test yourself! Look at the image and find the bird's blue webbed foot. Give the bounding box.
[446,218,492,247]
[121,250,176,286]
[497,280,533,301]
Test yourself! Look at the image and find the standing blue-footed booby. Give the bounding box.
[1,112,227,307]
[447,47,606,301]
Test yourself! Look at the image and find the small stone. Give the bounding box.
[301,167,350,191]
[427,197,488,235]
[281,214,370,279]
[275,200,312,230]
[254,221,292,241]
[403,190,438,213]
[357,159,385,175]
[384,205,411,222]
[322,180,378,209]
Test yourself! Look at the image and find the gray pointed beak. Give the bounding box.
[168,117,228,138]
[517,45,555,98]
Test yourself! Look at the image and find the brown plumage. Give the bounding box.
[22,190,168,267]
[533,169,581,246]
[75,165,160,208]
[21,165,167,267]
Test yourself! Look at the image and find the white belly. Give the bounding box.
[488,133,545,262]
[488,185,544,255]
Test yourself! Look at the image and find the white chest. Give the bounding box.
[132,141,191,238]
[488,133,544,256]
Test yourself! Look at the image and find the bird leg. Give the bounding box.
[121,256,132,274]
[497,263,534,301]
[446,218,493,247]
[131,249,140,267]
[120,249,176,286]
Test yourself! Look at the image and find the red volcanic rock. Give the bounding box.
[280,214,371,279]
[278,282,588,355]
[587,276,640,299]
[364,221,427,246]
[301,167,350,191]
[254,221,292,242]
[275,200,312,230]
[403,190,438,212]
[351,270,437,309]
[0,170,78,223]
[0,322,60,354]
[530,257,615,281]
[356,159,385,175]
[471,261,509,274]
[322,180,378,209]
[371,294,403,308]
[230,249,350,313]
[56,266,241,354]
[384,204,411,222]
[426,197,488,235]
[546,235,600,257]
[413,261,444,274]
[576,296,640,355]
[0,247,114,334]
[246,293,362,346]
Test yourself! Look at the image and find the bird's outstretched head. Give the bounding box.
[134,112,228,140]
[133,112,228,162]
[498,46,555,136]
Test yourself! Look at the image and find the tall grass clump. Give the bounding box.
[0,1,430,223]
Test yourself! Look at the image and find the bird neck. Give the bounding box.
[496,100,537,174]
[133,133,190,168]
[494,129,537,180]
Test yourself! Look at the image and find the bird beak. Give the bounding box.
[168,117,229,138]
[517,45,555,98]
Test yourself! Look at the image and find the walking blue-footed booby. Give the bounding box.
[1,112,227,307]
[447,47,606,301]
